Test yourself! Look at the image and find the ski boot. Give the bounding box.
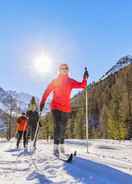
[60,144,65,154]
[53,144,59,157]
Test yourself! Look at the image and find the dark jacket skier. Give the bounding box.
[26,97,39,141]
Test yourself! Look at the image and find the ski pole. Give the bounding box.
[32,112,42,150]
[85,67,89,153]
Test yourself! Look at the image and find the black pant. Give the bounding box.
[29,126,37,141]
[16,131,28,148]
[52,110,69,145]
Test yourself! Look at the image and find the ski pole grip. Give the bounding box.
[84,67,89,80]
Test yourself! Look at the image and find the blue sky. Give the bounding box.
[0,0,132,98]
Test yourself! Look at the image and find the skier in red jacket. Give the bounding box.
[16,113,28,149]
[40,64,89,156]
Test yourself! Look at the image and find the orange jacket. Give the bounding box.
[16,116,28,132]
[40,74,87,112]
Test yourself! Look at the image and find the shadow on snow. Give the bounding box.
[26,171,54,184]
[64,156,132,184]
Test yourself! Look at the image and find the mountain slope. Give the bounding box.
[0,87,38,112]
[100,55,132,80]
[69,55,132,140]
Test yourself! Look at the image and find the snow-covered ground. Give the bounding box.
[0,139,132,184]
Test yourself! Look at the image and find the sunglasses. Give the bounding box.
[60,67,69,70]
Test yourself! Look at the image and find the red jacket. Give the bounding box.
[40,74,87,112]
[16,116,28,132]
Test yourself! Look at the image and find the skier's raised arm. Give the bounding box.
[70,67,89,89]
[70,79,87,89]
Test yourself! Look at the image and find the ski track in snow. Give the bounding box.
[0,139,132,184]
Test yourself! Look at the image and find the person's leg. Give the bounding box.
[32,126,37,140]
[52,110,61,156]
[28,126,31,140]
[52,110,61,145]
[30,126,33,141]
[60,112,69,153]
[16,131,22,149]
[23,131,28,148]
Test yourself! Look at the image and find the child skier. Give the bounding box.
[40,64,89,156]
[16,112,28,149]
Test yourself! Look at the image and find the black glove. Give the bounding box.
[83,67,89,80]
[40,103,44,112]
[39,122,42,127]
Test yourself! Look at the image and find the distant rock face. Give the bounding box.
[0,87,39,115]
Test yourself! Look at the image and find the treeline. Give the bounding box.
[40,64,132,140]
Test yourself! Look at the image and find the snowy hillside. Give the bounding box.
[0,86,38,112]
[0,139,132,184]
[7,90,37,111]
[100,55,132,80]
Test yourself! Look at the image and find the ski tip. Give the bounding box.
[66,153,73,163]
[74,151,77,156]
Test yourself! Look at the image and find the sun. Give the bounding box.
[33,53,52,77]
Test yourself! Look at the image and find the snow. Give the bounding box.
[0,139,132,184]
